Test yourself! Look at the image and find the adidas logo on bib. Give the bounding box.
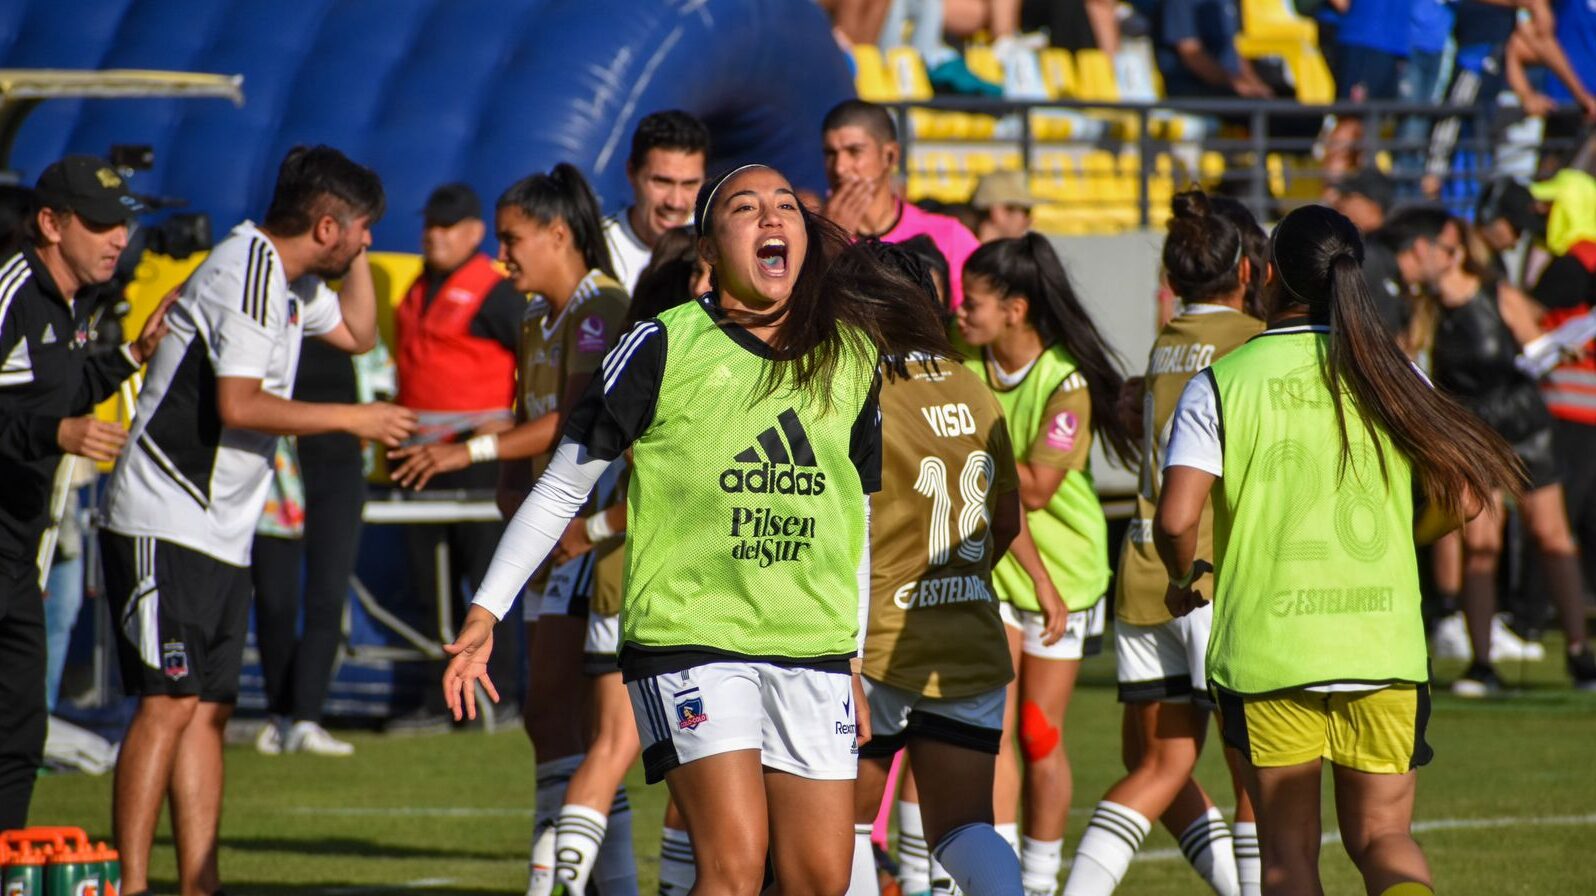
[719,408,827,495]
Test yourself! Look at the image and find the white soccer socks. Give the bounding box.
[1178,807,1240,896]
[934,823,1024,896]
[1061,801,1150,896]
[529,756,584,896]
[657,826,695,896]
[898,801,932,895]
[1232,821,1261,896]
[554,804,608,895]
[1020,836,1063,896]
[851,824,882,896]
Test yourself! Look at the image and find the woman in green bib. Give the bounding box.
[442,164,949,896]
[1157,205,1523,896]
[956,234,1138,889]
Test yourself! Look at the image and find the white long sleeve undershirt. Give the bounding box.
[471,437,608,621]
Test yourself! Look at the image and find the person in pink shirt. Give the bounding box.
[821,99,981,309]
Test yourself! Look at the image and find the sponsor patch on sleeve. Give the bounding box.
[576,315,608,353]
[1046,410,1079,451]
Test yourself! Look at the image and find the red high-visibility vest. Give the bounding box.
[1541,241,1596,426]
[395,253,517,411]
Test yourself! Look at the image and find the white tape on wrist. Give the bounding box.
[585,511,615,543]
[466,434,500,464]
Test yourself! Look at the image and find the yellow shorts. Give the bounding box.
[1213,683,1433,775]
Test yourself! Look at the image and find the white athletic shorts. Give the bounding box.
[522,553,595,623]
[858,678,1006,760]
[1114,602,1214,709]
[628,661,859,784]
[999,598,1106,660]
[583,612,621,677]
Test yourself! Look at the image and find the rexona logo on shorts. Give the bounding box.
[720,408,827,495]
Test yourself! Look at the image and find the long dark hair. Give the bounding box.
[694,166,952,404]
[1207,194,1269,319]
[497,162,615,280]
[1269,205,1524,517]
[964,233,1138,466]
[627,225,698,326]
[1164,189,1246,308]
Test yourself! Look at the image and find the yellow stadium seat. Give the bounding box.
[965,46,1004,86]
[1073,49,1120,102]
[851,44,897,102]
[886,47,934,102]
[1039,48,1077,99]
[1241,0,1316,42]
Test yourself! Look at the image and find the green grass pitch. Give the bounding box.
[28,649,1594,894]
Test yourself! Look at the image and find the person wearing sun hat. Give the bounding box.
[0,154,174,827]
[972,170,1038,242]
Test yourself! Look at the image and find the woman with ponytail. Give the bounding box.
[1156,205,1523,896]
[1066,189,1264,896]
[394,162,638,896]
[443,164,950,896]
[956,233,1136,892]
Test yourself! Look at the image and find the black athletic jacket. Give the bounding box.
[0,247,138,564]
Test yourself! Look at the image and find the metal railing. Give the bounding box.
[890,96,1591,226]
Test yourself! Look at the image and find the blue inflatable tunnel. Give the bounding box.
[1,0,856,251]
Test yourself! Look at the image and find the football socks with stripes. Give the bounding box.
[1178,807,1239,896]
[594,786,638,896]
[1231,821,1260,896]
[553,804,607,895]
[1061,801,1151,895]
[529,756,584,896]
[897,800,932,895]
[934,823,1024,896]
[1020,836,1063,896]
[657,826,695,896]
[851,824,882,896]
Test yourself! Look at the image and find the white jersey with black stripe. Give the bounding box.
[102,221,343,566]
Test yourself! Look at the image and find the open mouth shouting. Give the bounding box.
[756,238,789,278]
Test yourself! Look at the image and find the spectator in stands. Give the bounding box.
[1424,0,1521,197]
[1151,0,1274,98]
[1396,0,1456,189]
[1023,0,1121,54]
[1506,0,1596,129]
[603,110,710,292]
[1318,0,1412,178]
[0,157,171,828]
[386,183,525,732]
[1325,0,1411,102]
[972,170,1038,241]
[821,99,981,305]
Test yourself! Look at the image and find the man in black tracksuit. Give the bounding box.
[0,155,173,826]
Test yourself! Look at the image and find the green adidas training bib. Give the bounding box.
[623,301,876,662]
[968,345,1110,612]
[1206,331,1428,694]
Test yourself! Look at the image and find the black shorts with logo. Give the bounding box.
[102,532,252,703]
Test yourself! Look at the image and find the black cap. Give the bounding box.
[1332,168,1395,212]
[422,183,482,226]
[34,155,143,225]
